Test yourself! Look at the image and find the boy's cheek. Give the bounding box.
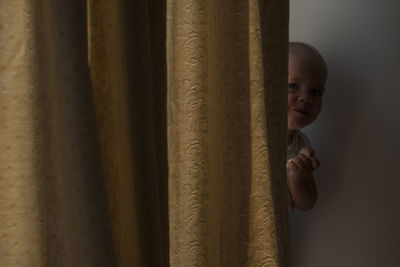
[288,94,295,103]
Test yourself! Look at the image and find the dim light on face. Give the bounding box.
[288,55,326,130]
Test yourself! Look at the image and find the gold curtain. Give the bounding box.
[0,0,289,266]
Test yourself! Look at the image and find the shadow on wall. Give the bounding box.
[290,54,369,264]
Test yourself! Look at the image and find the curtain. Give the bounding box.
[0,0,289,266]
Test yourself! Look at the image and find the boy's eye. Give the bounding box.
[311,89,322,96]
[289,83,298,89]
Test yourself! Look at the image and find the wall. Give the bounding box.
[289,0,400,266]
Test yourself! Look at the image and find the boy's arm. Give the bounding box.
[288,174,318,211]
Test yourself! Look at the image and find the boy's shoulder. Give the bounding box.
[294,130,311,147]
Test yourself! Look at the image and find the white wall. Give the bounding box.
[289,1,400,266]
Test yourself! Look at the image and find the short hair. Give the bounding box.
[289,42,328,80]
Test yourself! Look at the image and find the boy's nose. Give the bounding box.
[299,94,312,104]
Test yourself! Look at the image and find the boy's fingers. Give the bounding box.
[308,148,320,169]
[311,157,320,169]
[296,153,313,170]
[287,159,299,171]
[292,157,307,170]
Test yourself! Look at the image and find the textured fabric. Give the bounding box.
[0,1,116,266]
[287,130,312,213]
[167,0,290,266]
[0,0,290,266]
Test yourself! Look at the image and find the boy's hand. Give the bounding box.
[287,147,320,211]
[287,152,315,185]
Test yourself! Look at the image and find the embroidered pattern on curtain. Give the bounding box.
[0,0,289,266]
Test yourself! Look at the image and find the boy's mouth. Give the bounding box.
[294,109,308,115]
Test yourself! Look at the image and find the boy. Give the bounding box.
[287,42,328,213]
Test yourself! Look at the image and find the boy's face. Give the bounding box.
[288,55,326,131]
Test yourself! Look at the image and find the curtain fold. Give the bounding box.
[0,0,290,266]
[87,0,169,266]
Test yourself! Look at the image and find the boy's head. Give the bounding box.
[288,42,328,131]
